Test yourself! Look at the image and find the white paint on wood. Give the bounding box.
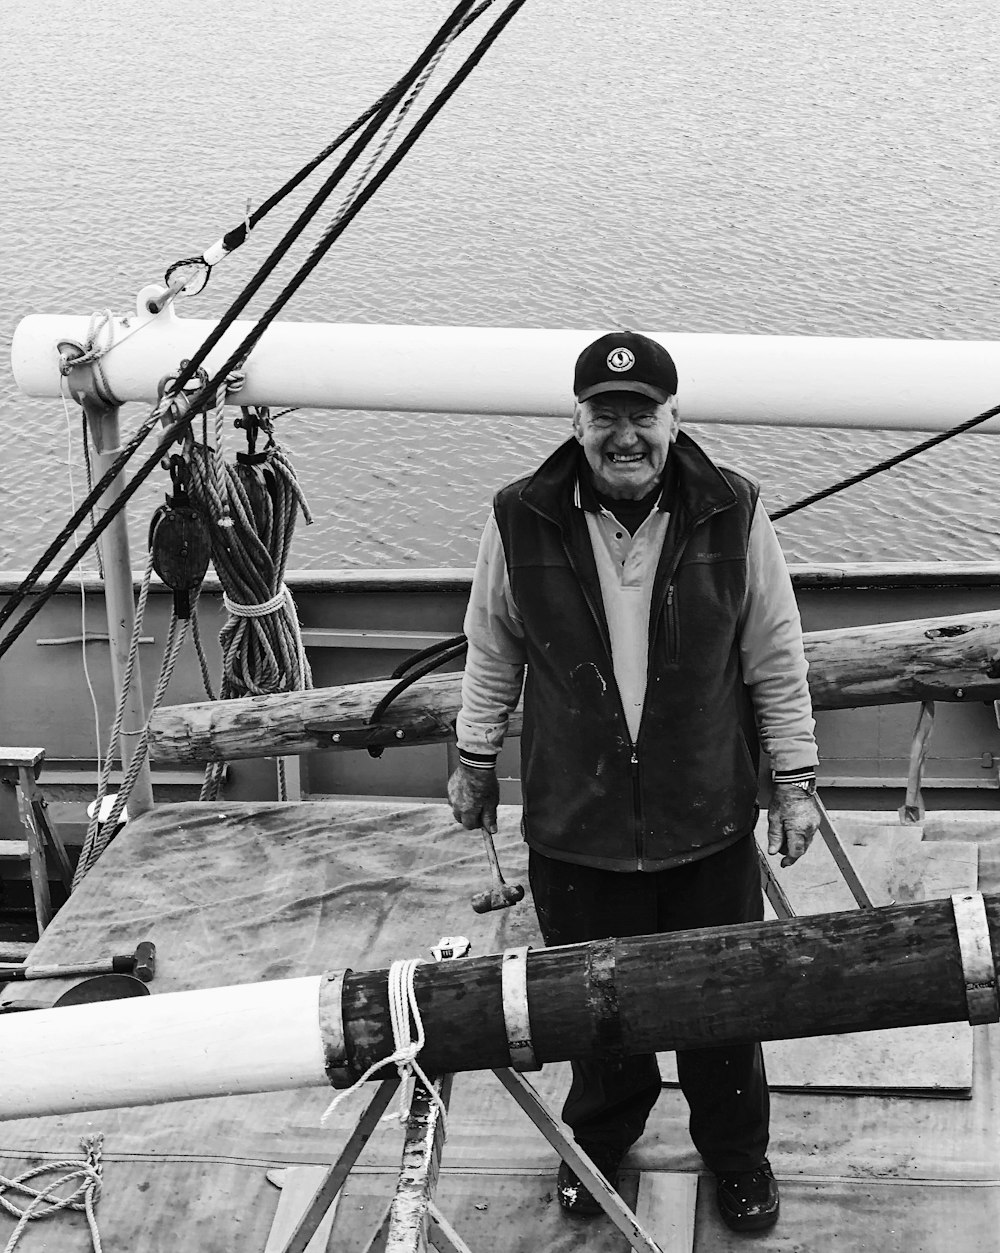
[13,300,1000,433]
[0,975,327,1119]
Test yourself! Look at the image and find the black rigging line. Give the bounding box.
[769,400,1000,521]
[0,0,494,648]
[183,0,496,273]
[0,0,528,663]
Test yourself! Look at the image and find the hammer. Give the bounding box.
[471,829,524,913]
[0,941,156,983]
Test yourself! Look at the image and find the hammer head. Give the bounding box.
[132,941,156,982]
[471,883,525,914]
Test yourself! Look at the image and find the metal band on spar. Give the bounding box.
[12,288,1000,433]
[0,893,996,1121]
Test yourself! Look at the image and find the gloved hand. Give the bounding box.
[767,783,821,868]
[447,763,499,834]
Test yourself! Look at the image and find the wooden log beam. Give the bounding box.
[0,894,992,1121]
[147,611,1000,764]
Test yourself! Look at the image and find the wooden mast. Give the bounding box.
[0,893,992,1121]
[146,610,1000,763]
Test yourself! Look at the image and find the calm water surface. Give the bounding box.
[2,0,999,568]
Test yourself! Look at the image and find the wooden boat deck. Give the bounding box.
[0,799,998,1250]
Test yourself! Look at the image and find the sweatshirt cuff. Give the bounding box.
[458,750,498,771]
[772,766,817,784]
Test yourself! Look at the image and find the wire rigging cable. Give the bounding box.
[0,0,527,664]
[768,407,1000,520]
[0,0,487,641]
[162,0,496,299]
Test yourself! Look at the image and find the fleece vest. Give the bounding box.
[493,435,761,871]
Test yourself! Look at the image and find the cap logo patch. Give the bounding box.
[607,347,635,373]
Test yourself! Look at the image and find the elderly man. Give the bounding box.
[448,331,820,1233]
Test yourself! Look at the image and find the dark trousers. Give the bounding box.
[528,835,769,1174]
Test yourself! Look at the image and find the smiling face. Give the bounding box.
[573,393,679,499]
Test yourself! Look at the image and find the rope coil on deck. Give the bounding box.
[0,1135,103,1253]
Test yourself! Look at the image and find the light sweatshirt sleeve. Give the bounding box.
[739,500,819,773]
[455,510,526,757]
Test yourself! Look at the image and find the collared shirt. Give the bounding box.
[457,472,817,772]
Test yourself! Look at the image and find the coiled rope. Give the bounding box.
[180,386,313,801]
[185,391,312,701]
[0,1136,103,1253]
[321,959,447,1131]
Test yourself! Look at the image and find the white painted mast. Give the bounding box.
[12,284,1000,433]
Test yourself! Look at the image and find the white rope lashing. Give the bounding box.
[321,959,448,1131]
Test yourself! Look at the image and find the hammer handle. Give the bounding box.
[480,828,505,886]
[0,957,131,981]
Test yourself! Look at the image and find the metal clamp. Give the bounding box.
[501,946,540,1071]
[319,968,357,1088]
[951,893,1000,1026]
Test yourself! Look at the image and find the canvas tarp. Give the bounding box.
[0,799,998,1252]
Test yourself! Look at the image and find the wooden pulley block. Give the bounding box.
[148,456,211,619]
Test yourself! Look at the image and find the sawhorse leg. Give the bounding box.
[275,1076,400,1253]
[492,1067,664,1253]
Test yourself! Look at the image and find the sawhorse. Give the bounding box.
[0,748,73,936]
[273,940,672,1253]
[271,1068,667,1253]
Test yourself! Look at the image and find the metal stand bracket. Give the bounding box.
[500,946,539,1071]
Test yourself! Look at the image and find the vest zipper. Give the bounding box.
[631,749,644,869]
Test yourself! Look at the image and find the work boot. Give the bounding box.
[556,1142,626,1217]
[715,1159,780,1232]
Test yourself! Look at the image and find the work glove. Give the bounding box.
[767,783,821,868]
[447,763,499,834]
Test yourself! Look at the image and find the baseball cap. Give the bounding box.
[574,332,678,404]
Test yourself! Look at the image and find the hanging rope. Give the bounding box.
[72,556,192,887]
[321,959,447,1130]
[0,1135,103,1253]
[177,387,313,801]
[185,393,312,700]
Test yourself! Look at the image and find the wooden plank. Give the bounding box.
[633,1174,697,1253]
[301,628,457,650]
[0,748,44,769]
[265,1167,341,1253]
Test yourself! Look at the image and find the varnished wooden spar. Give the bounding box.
[147,610,1000,763]
[0,894,993,1121]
